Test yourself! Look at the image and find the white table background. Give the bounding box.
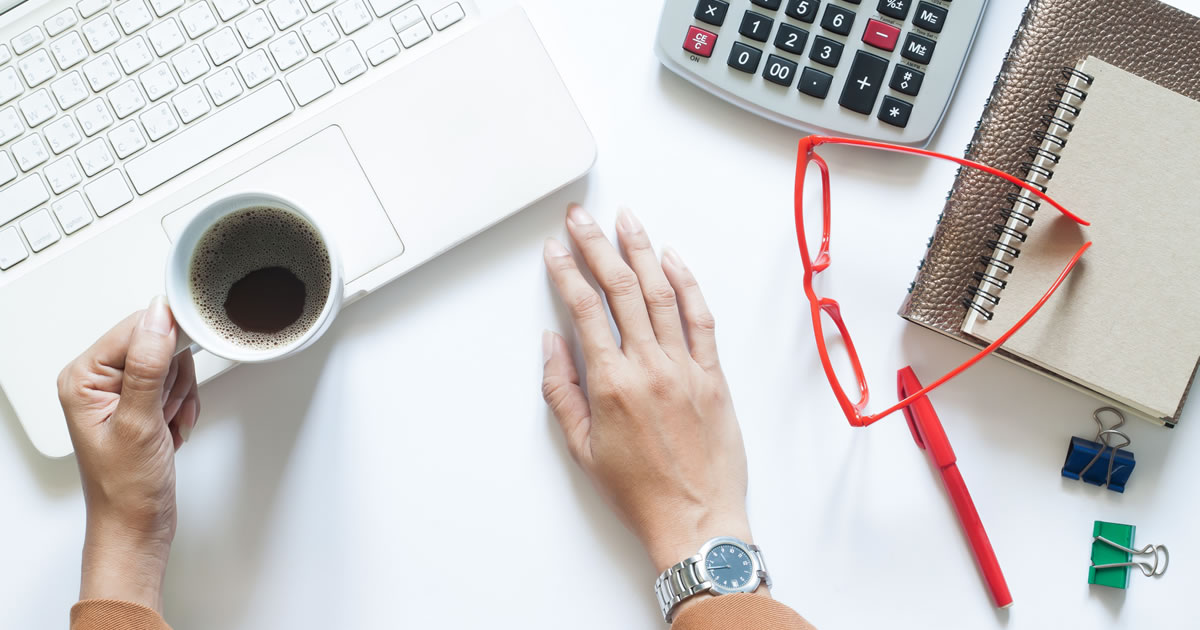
[3,0,1198,627]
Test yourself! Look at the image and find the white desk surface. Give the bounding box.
[3,1,1198,627]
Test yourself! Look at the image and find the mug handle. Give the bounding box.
[174,330,202,357]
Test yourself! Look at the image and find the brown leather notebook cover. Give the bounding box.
[897,0,1200,425]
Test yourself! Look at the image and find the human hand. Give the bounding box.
[541,205,755,581]
[58,296,200,613]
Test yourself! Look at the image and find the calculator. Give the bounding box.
[655,0,987,147]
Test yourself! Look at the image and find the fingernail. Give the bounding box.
[141,296,173,335]
[567,204,594,226]
[544,237,570,258]
[542,330,556,364]
[617,208,642,234]
[663,247,685,269]
[180,419,193,443]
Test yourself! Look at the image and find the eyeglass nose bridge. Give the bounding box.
[816,297,871,423]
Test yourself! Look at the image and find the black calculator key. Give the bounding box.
[889,65,923,95]
[762,54,798,86]
[785,0,820,23]
[740,11,775,42]
[809,36,843,67]
[750,0,783,9]
[774,23,808,54]
[821,5,855,36]
[877,0,912,20]
[878,95,913,127]
[728,42,764,73]
[912,2,947,32]
[901,32,936,64]
[839,50,889,114]
[798,66,833,98]
[694,0,730,26]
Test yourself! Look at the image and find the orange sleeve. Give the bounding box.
[672,593,816,630]
[70,600,172,630]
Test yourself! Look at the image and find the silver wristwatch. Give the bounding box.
[653,536,771,623]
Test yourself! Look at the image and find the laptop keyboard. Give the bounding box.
[0,0,467,272]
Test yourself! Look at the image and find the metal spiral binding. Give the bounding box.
[962,66,1094,320]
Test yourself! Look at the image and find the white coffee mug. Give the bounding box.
[164,192,344,363]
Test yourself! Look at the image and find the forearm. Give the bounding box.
[80,522,171,614]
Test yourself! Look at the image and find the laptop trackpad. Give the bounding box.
[162,125,403,282]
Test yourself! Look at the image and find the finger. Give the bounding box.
[661,248,720,370]
[161,355,181,406]
[615,209,687,359]
[541,330,592,466]
[114,296,179,428]
[175,386,200,451]
[544,238,619,361]
[163,350,196,422]
[565,205,656,350]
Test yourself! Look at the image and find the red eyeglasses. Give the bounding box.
[795,135,1092,427]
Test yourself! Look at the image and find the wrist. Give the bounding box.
[80,521,172,614]
[645,512,753,574]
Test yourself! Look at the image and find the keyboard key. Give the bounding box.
[115,0,154,34]
[913,2,946,33]
[695,0,728,26]
[45,9,80,37]
[82,54,122,91]
[808,35,842,67]
[49,73,88,110]
[901,32,935,64]
[83,14,122,51]
[0,45,9,65]
[432,3,464,30]
[109,80,146,118]
[365,0,401,16]
[172,84,210,122]
[398,20,431,48]
[0,226,29,269]
[204,66,243,104]
[53,192,94,234]
[389,5,423,33]
[862,18,900,52]
[334,0,372,34]
[180,2,218,38]
[140,62,178,100]
[0,107,23,144]
[78,0,113,19]
[205,27,243,65]
[236,9,274,47]
[326,40,365,83]
[878,95,912,127]
[108,119,146,157]
[45,154,84,193]
[76,137,115,175]
[286,59,333,104]
[125,80,292,193]
[0,175,49,225]
[774,23,807,55]
[365,38,398,65]
[682,25,716,58]
[890,65,922,95]
[727,42,762,73]
[149,0,186,17]
[797,66,833,98]
[115,36,154,73]
[0,152,14,184]
[76,98,114,136]
[269,0,307,29]
[739,11,774,43]
[0,67,22,106]
[762,53,796,87]
[839,50,888,114]
[18,90,55,127]
[236,48,273,87]
[50,32,89,70]
[785,0,819,23]
[268,32,307,69]
[44,116,82,154]
[213,0,251,21]
[821,4,854,36]
[84,169,133,216]
[171,45,210,83]
[140,102,178,140]
[147,18,186,56]
[11,27,45,55]
[877,0,912,20]
[19,50,57,88]
[750,0,782,8]
[21,209,61,251]
[301,14,339,51]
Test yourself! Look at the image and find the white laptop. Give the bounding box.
[0,0,596,457]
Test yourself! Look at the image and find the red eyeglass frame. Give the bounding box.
[794,135,1093,427]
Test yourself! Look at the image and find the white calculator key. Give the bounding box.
[139,62,178,100]
[236,9,274,48]
[147,19,186,56]
[11,27,45,56]
[82,54,122,91]
[18,50,57,88]
[0,152,15,185]
[365,38,398,66]
[53,192,94,234]
[285,59,332,105]
[109,80,146,118]
[212,0,250,21]
[0,107,22,144]
[148,0,185,17]
[139,103,178,140]
[114,0,154,34]
[115,36,154,74]
[325,40,364,83]
[108,119,146,158]
[431,3,463,31]
[268,0,306,30]
[20,209,60,251]
[50,72,89,109]
[0,67,25,106]
[204,27,242,65]
[235,48,273,87]
[0,45,10,66]
[389,6,422,34]
[45,9,80,38]
[44,116,82,154]
[171,84,210,122]
[49,32,89,70]
[76,137,115,175]
[333,0,371,35]
[268,31,306,70]
[44,155,84,193]
[0,175,49,224]
[305,0,336,12]
[82,14,122,51]
[366,0,404,18]
[0,226,29,269]
[84,169,133,216]
[78,0,113,20]
[180,2,218,38]
[76,98,115,136]
[301,14,339,52]
[398,20,430,49]
[203,66,242,105]
[12,134,49,171]
[171,45,210,83]
[18,90,55,127]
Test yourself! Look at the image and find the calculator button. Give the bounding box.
[862,18,900,51]
[762,54,797,87]
[797,66,832,98]
[774,23,808,55]
[750,0,782,9]
[683,26,717,58]
[820,5,855,36]
[901,32,935,64]
[839,50,888,114]
[727,42,763,73]
[808,35,842,67]
[877,0,912,20]
[890,65,923,95]
[695,0,729,27]
[785,0,820,23]
[912,2,947,33]
[878,95,913,127]
[739,11,774,43]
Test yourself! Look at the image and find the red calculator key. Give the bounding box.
[684,25,718,58]
[862,19,901,52]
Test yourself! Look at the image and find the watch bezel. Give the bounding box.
[696,536,762,595]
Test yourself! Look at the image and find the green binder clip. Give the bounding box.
[1088,521,1169,589]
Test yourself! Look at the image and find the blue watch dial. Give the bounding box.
[704,544,754,590]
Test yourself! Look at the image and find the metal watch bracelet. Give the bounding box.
[653,543,770,623]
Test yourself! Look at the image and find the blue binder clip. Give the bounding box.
[1062,407,1135,493]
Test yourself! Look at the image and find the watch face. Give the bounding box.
[704,543,754,591]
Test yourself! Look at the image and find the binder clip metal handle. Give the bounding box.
[1092,536,1169,577]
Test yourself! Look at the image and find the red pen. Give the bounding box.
[897,366,1013,609]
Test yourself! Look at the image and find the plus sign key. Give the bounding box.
[838,50,889,115]
[683,26,718,58]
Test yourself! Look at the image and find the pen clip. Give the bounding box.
[897,366,956,467]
